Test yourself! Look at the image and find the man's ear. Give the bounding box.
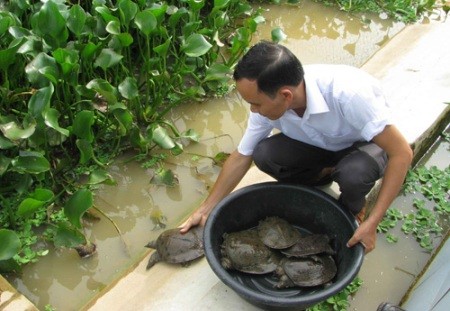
[279,87,293,101]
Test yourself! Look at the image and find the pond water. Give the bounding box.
[5,1,446,310]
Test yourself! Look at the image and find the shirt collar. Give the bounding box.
[303,72,329,118]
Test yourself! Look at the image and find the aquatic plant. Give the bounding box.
[0,0,263,271]
[306,277,363,311]
[378,146,449,251]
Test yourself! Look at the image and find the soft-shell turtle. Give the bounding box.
[221,228,281,274]
[281,234,335,258]
[275,255,337,288]
[145,226,204,270]
[257,216,301,249]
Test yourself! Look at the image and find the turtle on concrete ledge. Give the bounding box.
[145,226,204,270]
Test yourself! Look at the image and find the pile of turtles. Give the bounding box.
[220,216,338,289]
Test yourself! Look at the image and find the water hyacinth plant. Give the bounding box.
[0,0,264,271]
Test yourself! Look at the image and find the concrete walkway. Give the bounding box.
[84,19,450,311]
[1,17,449,311]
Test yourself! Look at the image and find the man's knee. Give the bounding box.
[334,151,381,190]
[252,139,272,171]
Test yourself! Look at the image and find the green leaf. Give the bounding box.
[116,33,134,47]
[106,20,121,35]
[25,52,58,87]
[0,14,14,35]
[86,78,118,104]
[0,155,11,175]
[11,152,50,174]
[212,0,230,12]
[44,108,70,137]
[72,110,95,142]
[150,167,179,187]
[0,135,15,149]
[31,188,54,202]
[271,27,287,43]
[88,169,116,185]
[76,139,94,164]
[67,4,86,37]
[17,198,45,218]
[54,223,86,248]
[64,189,93,229]
[118,77,139,99]
[188,0,206,12]
[0,258,21,273]
[171,142,184,156]
[129,126,147,151]
[204,63,232,82]
[94,48,124,70]
[0,38,25,71]
[52,47,79,76]
[182,129,200,142]
[168,7,189,28]
[148,3,168,24]
[81,42,101,61]
[0,229,21,261]
[213,152,230,166]
[118,0,138,27]
[182,34,212,57]
[149,125,176,149]
[153,37,172,57]
[0,120,36,141]
[113,108,133,135]
[95,6,119,24]
[134,10,158,36]
[28,84,54,118]
[35,0,68,48]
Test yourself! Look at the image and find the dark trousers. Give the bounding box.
[252,133,387,214]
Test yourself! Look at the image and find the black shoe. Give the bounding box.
[376,302,406,311]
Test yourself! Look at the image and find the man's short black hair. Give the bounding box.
[233,41,304,98]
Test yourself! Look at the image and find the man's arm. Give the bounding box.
[180,150,253,233]
[347,125,413,252]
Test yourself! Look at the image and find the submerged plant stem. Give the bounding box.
[92,205,131,257]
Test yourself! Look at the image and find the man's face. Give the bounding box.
[236,78,290,120]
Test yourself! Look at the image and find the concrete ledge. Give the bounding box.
[0,275,38,311]
[362,21,450,148]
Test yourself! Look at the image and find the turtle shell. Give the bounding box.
[281,234,335,258]
[276,255,337,288]
[145,226,204,270]
[257,216,301,249]
[220,228,281,274]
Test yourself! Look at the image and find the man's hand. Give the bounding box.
[346,219,378,253]
[179,209,208,233]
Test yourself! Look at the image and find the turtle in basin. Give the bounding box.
[281,233,335,258]
[257,216,302,249]
[221,228,281,274]
[145,226,204,270]
[275,255,337,289]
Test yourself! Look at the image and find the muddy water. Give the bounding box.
[5,1,420,310]
[251,2,405,67]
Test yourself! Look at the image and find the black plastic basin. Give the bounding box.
[204,182,364,310]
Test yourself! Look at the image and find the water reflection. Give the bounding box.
[255,2,404,66]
